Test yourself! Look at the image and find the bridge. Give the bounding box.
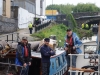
[72,12,100,27]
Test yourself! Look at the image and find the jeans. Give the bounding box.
[66,55,77,75]
[42,62,50,75]
[29,28,32,34]
[20,65,29,75]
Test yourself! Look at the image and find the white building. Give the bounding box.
[12,0,46,28]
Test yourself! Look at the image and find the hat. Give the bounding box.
[66,28,72,32]
[22,37,27,40]
[44,38,50,42]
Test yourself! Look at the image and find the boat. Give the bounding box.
[0,26,99,75]
[0,35,67,75]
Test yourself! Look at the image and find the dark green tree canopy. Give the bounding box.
[46,3,100,14]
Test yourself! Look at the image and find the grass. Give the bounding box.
[31,24,93,47]
[31,24,68,47]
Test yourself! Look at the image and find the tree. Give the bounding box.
[73,3,100,12]
[46,4,74,15]
[46,3,100,14]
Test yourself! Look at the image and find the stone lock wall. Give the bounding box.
[0,16,18,33]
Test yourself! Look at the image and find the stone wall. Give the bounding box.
[0,16,18,33]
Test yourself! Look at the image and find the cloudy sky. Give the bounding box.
[46,0,100,7]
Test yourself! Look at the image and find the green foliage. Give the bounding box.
[68,13,77,31]
[46,3,100,14]
[73,3,100,12]
[76,29,93,39]
[31,24,67,46]
[31,24,93,47]
[46,4,74,15]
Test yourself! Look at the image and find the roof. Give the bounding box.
[45,10,58,15]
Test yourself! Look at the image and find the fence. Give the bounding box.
[0,32,19,43]
[35,21,51,32]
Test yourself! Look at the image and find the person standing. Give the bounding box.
[15,37,31,75]
[28,22,33,34]
[40,38,55,75]
[64,29,82,75]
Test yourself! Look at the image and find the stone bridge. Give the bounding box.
[72,12,100,27]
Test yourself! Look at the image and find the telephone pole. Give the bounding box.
[52,0,53,21]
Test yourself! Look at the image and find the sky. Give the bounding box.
[46,0,100,7]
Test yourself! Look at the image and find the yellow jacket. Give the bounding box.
[82,24,84,29]
[85,24,89,28]
[28,23,33,28]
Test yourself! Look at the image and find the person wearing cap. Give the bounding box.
[40,38,55,75]
[64,29,82,75]
[15,37,31,75]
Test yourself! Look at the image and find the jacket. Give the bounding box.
[28,23,33,28]
[15,42,31,66]
[64,32,82,54]
[40,44,55,63]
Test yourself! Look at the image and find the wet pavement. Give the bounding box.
[0,28,36,42]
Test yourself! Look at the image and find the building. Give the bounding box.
[11,0,46,28]
[0,0,46,28]
[0,0,11,18]
[45,10,58,20]
[12,0,46,16]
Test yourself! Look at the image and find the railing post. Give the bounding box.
[17,33,19,42]
[35,26,36,32]
[7,35,8,42]
[12,34,13,43]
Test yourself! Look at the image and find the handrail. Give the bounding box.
[0,32,19,43]
[35,21,51,32]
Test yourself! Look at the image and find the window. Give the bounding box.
[57,72,59,75]
[62,54,65,62]
[60,55,63,64]
[56,57,60,69]
[64,67,66,72]
[51,62,54,69]
[60,71,62,75]
[84,45,97,59]
[61,70,63,75]
[3,0,6,16]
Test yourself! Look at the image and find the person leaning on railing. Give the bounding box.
[64,28,82,75]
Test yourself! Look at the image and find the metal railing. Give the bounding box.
[35,21,51,32]
[0,32,19,43]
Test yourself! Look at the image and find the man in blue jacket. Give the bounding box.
[64,29,82,75]
[15,37,31,75]
[40,38,55,75]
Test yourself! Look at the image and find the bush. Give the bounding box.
[31,24,67,47]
